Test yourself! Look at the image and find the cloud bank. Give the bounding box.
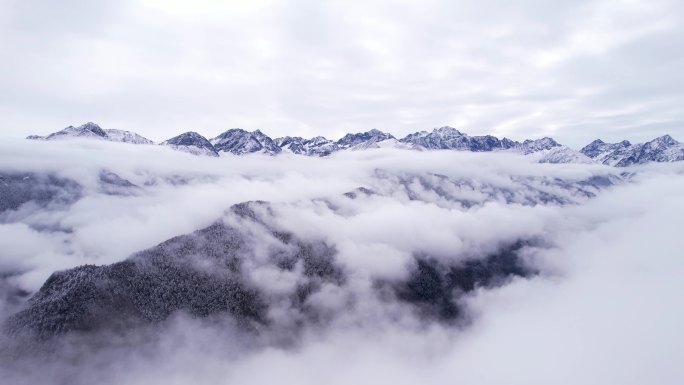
[0,139,683,384]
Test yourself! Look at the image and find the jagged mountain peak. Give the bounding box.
[581,134,683,166]
[211,128,281,155]
[27,122,154,145]
[68,122,107,137]
[161,132,218,157]
[366,128,388,135]
[521,137,557,146]
[511,137,560,155]
[164,131,207,143]
[79,121,105,132]
[433,126,464,135]
[215,128,248,137]
[309,136,330,144]
[401,127,513,152]
[42,122,109,140]
[579,138,630,160]
[521,136,558,147]
[649,134,677,146]
[338,129,395,139]
[336,129,396,149]
[276,135,339,156]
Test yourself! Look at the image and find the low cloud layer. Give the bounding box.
[0,139,683,384]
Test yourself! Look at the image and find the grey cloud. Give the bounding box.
[1,0,682,147]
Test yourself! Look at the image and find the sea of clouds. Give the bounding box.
[0,138,683,384]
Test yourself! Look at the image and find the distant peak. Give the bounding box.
[523,137,558,145]
[165,131,210,142]
[651,134,677,145]
[52,121,108,138]
[218,128,248,135]
[434,126,463,135]
[78,122,105,134]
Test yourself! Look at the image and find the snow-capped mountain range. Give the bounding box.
[28,122,154,145]
[26,122,684,166]
[579,135,684,166]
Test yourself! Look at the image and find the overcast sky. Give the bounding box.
[1,0,683,147]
